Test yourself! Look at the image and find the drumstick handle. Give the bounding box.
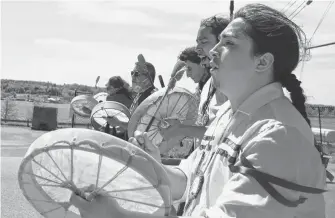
[145,88,169,132]
[158,75,165,88]
[144,74,177,132]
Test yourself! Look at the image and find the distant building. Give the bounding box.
[15,94,28,101]
[47,97,60,103]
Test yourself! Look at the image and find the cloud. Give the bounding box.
[2,0,335,105]
[34,38,72,45]
[145,33,195,41]
[57,1,160,26]
[33,38,94,60]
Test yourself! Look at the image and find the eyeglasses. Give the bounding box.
[131,71,147,77]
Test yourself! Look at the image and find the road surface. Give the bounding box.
[1,126,45,218]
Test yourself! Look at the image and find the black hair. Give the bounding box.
[178,46,201,64]
[234,3,310,126]
[108,76,132,100]
[200,15,230,42]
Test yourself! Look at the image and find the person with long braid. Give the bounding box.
[69,4,326,218]
[161,47,212,148]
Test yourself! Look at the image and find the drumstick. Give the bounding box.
[82,106,92,115]
[158,75,165,88]
[95,76,100,88]
[144,75,179,132]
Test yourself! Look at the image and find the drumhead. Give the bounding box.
[18,128,172,217]
[90,101,131,130]
[70,95,98,118]
[128,87,198,158]
[93,92,108,103]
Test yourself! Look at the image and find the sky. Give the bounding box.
[1,0,335,105]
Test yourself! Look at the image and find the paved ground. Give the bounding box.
[1,126,335,218]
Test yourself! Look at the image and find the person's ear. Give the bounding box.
[255,52,274,73]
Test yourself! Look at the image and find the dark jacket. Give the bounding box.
[106,93,132,109]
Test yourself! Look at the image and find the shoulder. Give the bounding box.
[238,119,325,190]
[106,95,114,101]
[246,97,314,144]
[243,120,310,153]
[240,120,320,173]
[144,86,157,96]
[214,90,228,106]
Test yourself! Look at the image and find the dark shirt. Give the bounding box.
[106,93,132,109]
[129,86,156,114]
[105,86,156,140]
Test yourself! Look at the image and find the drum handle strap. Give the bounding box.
[229,154,327,207]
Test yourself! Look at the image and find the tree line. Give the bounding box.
[1,79,334,117]
[1,79,105,102]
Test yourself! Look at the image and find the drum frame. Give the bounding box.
[70,95,98,118]
[90,101,131,131]
[128,87,198,156]
[18,129,172,217]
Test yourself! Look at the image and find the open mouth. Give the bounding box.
[200,57,209,68]
[209,61,219,71]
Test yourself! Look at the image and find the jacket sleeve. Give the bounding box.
[172,149,199,203]
[200,123,326,218]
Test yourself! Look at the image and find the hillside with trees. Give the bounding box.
[1,79,106,103]
[1,79,335,117]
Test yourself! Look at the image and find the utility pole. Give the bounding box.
[306,41,335,50]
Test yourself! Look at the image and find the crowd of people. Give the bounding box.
[71,3,328,218]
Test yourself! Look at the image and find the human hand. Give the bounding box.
[160,118,184,141]
[70,185,124,218]
[128,131,161,162]
[102,116,126,129]
[82,106,92,115]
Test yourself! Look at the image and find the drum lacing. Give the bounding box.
[85,151,134,201]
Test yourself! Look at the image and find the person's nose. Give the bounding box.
[209,46,219,60]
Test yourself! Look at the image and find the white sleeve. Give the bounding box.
[172,150,198,203]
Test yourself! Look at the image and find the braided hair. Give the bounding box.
[233,4,330,161]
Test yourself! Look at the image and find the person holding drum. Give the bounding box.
[70,3,326,218]
[162,16,230,150]
[100,76,133,138]
[104,54,157,131]
[129,57,157,114]
[105,76,133,109]
[164,46,223,213]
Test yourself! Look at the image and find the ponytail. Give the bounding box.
[279,74,327,161]
[279,73,310,126]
